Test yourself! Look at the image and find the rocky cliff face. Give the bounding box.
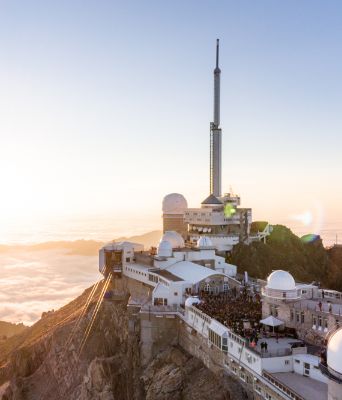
[0,283,246,400]
[0,322,27,340]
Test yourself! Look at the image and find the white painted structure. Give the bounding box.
[99,232,237,307]
[160,231,184,248]
[263,270,302,300]
[185,304,327,396]
[325,328,342,400]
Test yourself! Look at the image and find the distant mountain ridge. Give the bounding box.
[0,230,163,256]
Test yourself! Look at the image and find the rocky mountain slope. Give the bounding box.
[0,322,27,340]
[0,282,246,400]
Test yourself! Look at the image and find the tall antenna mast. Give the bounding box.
[210,39,222,197]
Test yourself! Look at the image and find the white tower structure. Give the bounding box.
[210,39,222,197]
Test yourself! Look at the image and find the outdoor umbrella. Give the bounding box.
[260,315,284,333]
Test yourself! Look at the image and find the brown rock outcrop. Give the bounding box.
[0,284,246,400]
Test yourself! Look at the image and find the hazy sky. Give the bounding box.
[0,1,341,243]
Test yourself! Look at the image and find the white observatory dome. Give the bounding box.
[328,328,342,375]
[162,193,188,215]
[185,296,201,308]
[197,236,213,248]
[161,231,185,248]
[266,270,296,291]
[157,240,172,257]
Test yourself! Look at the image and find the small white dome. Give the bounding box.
[157,240,172,257]
[197,236,213,248]
[161,231,185,248]
[266,270,296,291]
[162,193,188,214]
[185,296,200,308]
[328,328,342,374]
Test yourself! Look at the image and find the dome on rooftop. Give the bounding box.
[157,240,172,257]
[328,328,342,375]
[162,193,188,214]
[161,231,185,248]
[266,270,296,291]
[197,236,213,248]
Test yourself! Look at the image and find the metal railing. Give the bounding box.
[319,362,342,384]
[262,370,306,400]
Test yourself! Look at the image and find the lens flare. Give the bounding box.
[290,202,325,239]
[292,211,313,226]
[224,203,236,218]
[301,233,320,244]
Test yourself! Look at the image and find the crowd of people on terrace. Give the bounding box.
[195,287,262,337]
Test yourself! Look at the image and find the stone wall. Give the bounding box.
[139,312,179,366]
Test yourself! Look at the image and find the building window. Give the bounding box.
[290,309,294,321]
[204,283,210,292]
[223,283,229,293]
[296,312,300,323]
[255,385,262,394]
[301,311,305,323]
[312,315,317,327]
[285,360,290,365]
[318,316,322,327]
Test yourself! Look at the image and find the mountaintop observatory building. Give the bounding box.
[162,39,270,251]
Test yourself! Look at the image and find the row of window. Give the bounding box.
[208,328,222,350]
[148,274,158,283]
[227,361,276,400]
[290,310,305,323]
[202,283,229,292]
[312,315,328,329]
[290,309,331,329]
[126,266,147,278]
[154,298,168,306]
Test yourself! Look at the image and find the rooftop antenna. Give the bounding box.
[210,38,222,197]
[216,38,219,69]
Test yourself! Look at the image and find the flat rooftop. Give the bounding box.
[253,337,303,357]
[271,372,327,400]
[152,269,183,282]
[134,252,154,266]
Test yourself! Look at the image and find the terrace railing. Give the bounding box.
[319,362,342,384]
[262,370,306,400]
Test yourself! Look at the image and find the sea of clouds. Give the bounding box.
[0,249,100,325]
